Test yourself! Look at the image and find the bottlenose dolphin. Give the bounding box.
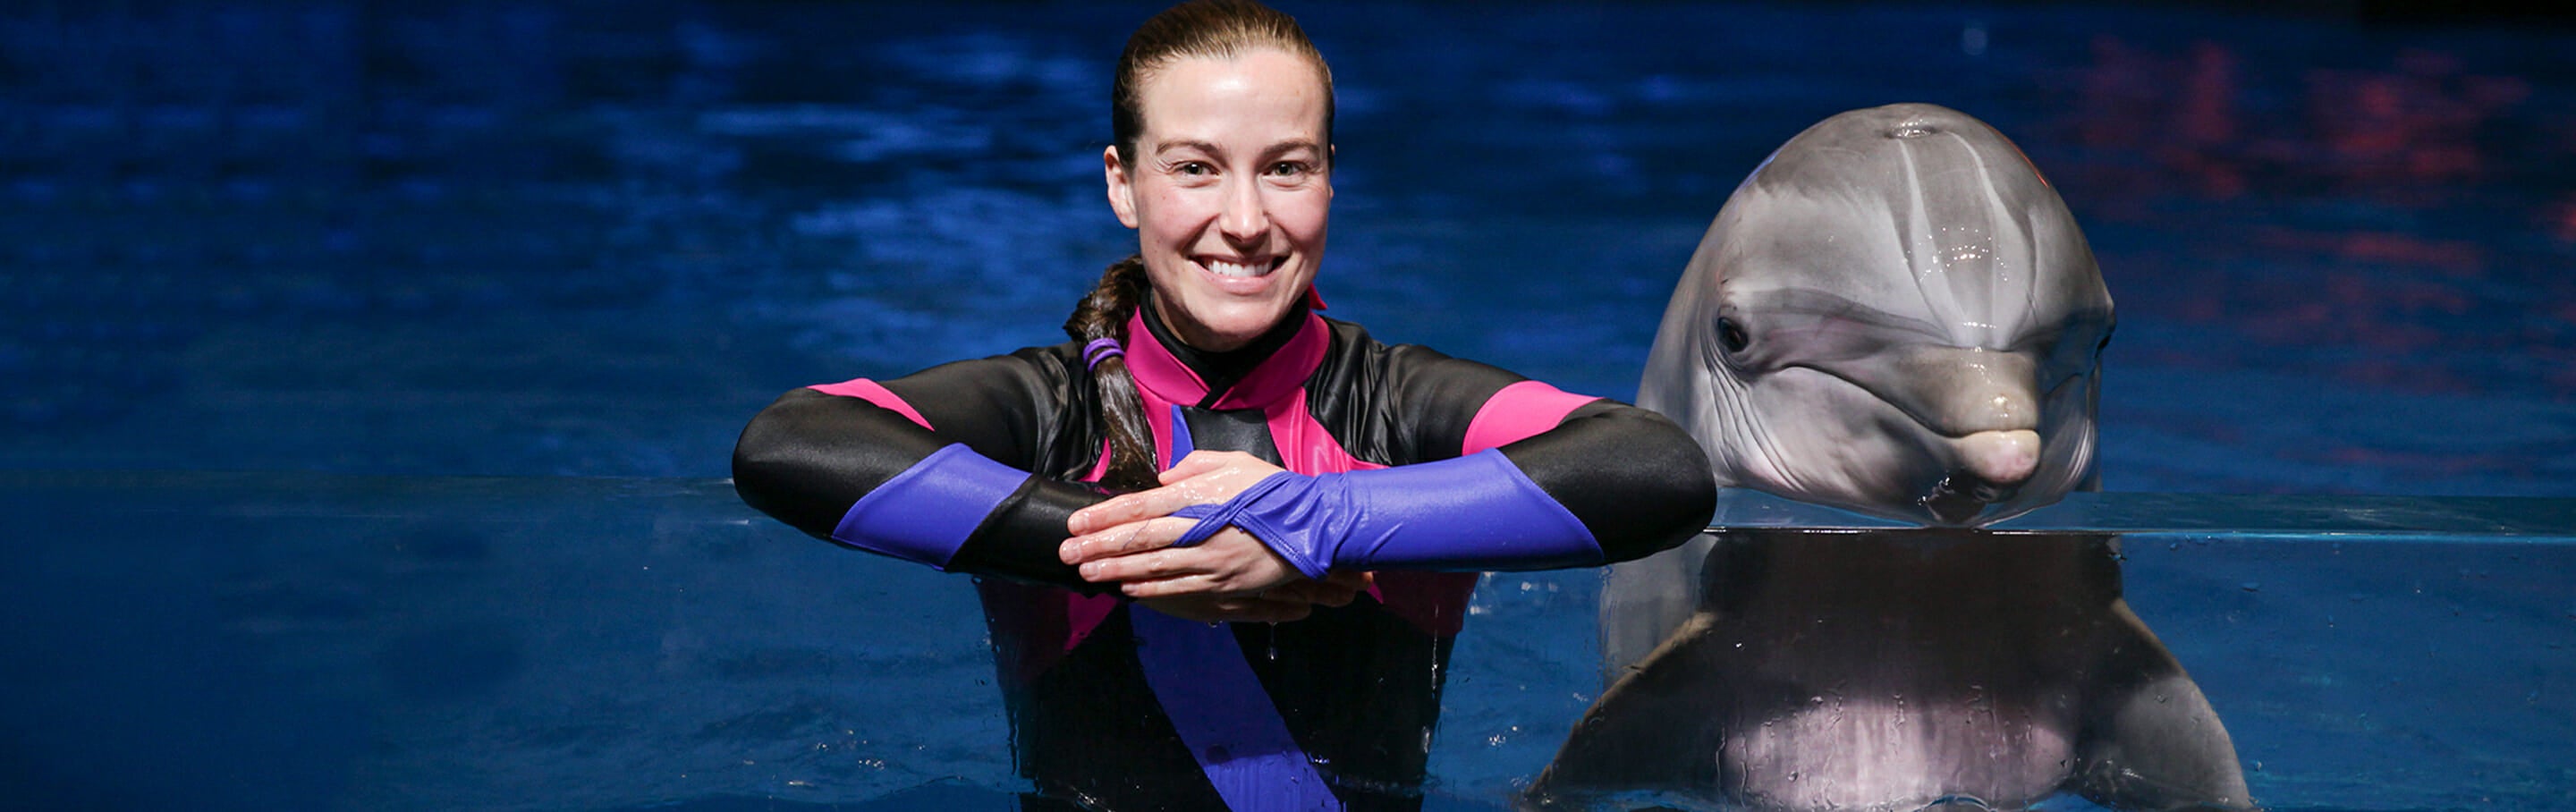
[1538,530,2250,811]
[1640,103,2111,528]
[1531,104,2250,810]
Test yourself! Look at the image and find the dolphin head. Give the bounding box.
[1640,104,2112,526]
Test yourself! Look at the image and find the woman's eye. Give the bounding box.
[1267,162,1309,177]
[1173,161,1213,176]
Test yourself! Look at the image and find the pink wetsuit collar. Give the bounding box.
[1123,309,1328,411]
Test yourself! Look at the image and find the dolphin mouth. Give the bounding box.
[1919,473,2020,526]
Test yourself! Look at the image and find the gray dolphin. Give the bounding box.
[1640,102,2112,528]
[1538,530,2252,812]
[1534,104,2250,810]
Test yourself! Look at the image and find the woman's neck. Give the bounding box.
[1138,297,1305,402]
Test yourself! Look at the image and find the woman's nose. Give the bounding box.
[1216,178,1267,241]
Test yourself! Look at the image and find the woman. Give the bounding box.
[732,2,1714,808]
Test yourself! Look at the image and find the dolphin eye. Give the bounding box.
[1716,317,1750,354]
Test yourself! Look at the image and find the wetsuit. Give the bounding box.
[733,302,1714,810]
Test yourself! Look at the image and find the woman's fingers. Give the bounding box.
[1072,529,1301,596]
[1158,450,1242,483]
[1070,451,1285,536]
[1061,517,1189,566]
[1067,487,1192,537]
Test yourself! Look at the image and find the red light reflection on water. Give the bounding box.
[2059,35,2572,402]
[2304,49,2530,190]
[2073,37,2249,203]
[2067,39,2534,206]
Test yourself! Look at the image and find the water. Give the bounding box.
[3,1,2572,810]
[6,475,2571,810]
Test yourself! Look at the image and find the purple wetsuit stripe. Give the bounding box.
[829,444,1026,570]
[1134,404,1343,812]
[1335,449,1602,571]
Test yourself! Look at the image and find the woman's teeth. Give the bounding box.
[1206,258,1272,278]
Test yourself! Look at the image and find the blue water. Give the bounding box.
[4,2,2573,810]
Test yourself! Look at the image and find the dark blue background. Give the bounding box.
[4,0,2571,494]
[4,3,2573,811]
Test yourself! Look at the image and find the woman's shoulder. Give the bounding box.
[869,338,1095,407]
[1316,315,1522,382]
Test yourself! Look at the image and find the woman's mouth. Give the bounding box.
[1203,257,1281,278]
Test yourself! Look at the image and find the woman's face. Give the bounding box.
[1106,47,1332,351]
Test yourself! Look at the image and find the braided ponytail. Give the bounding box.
[1065,255,1160,492]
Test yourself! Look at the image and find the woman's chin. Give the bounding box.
[1170,300,1300,350]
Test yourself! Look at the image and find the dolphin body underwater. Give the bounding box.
[1525,105,2251,811]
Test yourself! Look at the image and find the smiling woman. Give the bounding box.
[1106,47,1333,352]
[726,0,1715,809]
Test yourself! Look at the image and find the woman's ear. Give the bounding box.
[1104,146,1140,228]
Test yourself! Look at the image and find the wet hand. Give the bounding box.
[1062,451,1308,597]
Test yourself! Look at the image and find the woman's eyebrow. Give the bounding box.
[1261,140,1324,159]
[1153,140,1223,158]
[1151,139,1324,160]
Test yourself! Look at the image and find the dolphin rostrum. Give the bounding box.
[1640,102,2113,529]
[1534,104,2250,811]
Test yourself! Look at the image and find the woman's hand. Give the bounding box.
[1063,451,1319,598]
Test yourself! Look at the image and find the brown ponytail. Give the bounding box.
[1064,255,1161,492]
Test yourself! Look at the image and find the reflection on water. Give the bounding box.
[4,474,2575,810]
[1532,530,2248,811]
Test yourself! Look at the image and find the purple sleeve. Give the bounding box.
[830,444,1030,570]
[1171,449,1601,577]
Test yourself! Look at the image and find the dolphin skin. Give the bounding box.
[1534,105,2250,811]
[1639,102,2112,529]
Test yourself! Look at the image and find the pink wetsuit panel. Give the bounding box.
[809,378,933,430]
[1462,380,1601,455]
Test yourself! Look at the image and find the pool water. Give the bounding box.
[3,1,2572,810]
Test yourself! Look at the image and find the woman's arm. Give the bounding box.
[734,358,1373,617]
[1494,398,1718,563]
[1063,373,1716,596]
[731,354,1111,590]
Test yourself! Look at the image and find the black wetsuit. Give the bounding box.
[734,304,1713,809]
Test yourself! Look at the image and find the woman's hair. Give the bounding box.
[1064,255,1160,491]
[1109,0,1334,171]
[1067,0,1332,491]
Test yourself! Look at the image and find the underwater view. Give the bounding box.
[3,1,2572,810]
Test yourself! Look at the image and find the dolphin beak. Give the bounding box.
[1955,429,2040,485]
[1918,429,2041,525]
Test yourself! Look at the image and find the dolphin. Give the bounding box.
[1530,104,2250,810]
[1639,102,2112,529]
[1536,530,2252,812]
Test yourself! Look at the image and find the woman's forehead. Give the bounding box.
[1134,49,1328,146]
